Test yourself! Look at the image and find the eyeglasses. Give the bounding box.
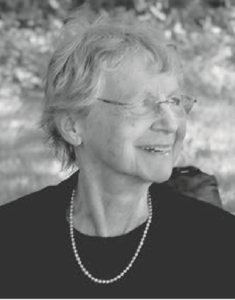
[96,94,197,118]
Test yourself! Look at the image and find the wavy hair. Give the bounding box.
[40,6,182,169]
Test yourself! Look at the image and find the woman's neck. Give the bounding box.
[72,168,151,237]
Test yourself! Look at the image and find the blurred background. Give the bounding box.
[0,0,235,213]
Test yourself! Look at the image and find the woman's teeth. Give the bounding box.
[141,146,171,154]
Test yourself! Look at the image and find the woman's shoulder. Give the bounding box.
[0,184,58,221]
[0,186,52,226]
[0,171,78,229]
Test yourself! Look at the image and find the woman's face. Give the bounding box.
[79,54,186,183]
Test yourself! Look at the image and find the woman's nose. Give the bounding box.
[150,104,179,133]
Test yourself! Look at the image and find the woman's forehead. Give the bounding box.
[102,57,179,102]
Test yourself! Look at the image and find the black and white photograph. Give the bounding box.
[0,0,235,298]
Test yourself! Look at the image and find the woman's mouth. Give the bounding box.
[138,145,172,155]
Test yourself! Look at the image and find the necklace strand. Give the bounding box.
[69,189,153,284]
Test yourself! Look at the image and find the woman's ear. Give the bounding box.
[56,112,83,146]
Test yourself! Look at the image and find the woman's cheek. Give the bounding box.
[176,115,187,141]
[173,120,186,160]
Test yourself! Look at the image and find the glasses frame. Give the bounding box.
[96,94,197,115]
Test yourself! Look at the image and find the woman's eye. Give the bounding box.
[170,97,181,105]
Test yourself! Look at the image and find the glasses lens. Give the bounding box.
[181,95,196,114]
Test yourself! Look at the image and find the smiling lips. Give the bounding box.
[138,145,173,154]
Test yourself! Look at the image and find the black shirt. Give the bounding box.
[0,172,235,298]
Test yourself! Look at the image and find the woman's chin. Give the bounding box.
[136,163,173,184]
[152,167,173,183]
[143,156,174,183]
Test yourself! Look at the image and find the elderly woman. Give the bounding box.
[0,7,235,298]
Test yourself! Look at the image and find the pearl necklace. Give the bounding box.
[69,189,153,284]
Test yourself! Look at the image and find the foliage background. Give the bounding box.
[1,0,235,213]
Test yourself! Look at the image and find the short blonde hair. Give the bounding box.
[40,6,182,169]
